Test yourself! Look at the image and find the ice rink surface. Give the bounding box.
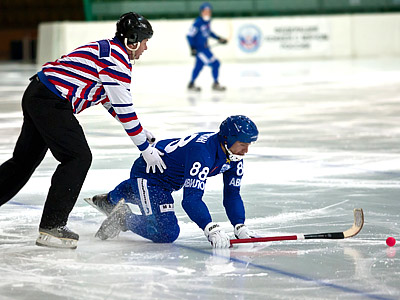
[0,58,399,300]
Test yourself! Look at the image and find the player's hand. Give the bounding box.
[143,128,156,144]
[218,38,228,44]
[141,146,166,173]
[234,224,260,239]
[204,222,230,248]
[190,47,197,56]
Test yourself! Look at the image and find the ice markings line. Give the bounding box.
[8,201,39,210]
[6,202,396,300]
[249,154,400,177]
[176,244,395,300]
[7,201,99,225]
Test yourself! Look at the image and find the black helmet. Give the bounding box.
[116,12,153,44]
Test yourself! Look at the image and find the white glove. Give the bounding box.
[204,222,230,248]
[141,146,166,173]
[143,128,156,144]
[234,224,260,239]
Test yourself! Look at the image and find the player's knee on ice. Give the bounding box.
[150,221,180,243]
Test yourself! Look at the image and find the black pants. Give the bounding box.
[0,76,92,228]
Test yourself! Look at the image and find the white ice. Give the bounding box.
[0,58,399,300]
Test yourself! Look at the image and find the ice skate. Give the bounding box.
[36,226,79,249]
[95,199,131,240]
[188,82,201,92]
[84,193,115,216]
[212,82,226,91]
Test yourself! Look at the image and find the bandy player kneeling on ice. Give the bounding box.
[0,12,166,249]
[86,115,260,248]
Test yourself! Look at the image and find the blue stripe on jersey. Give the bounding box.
[83,81,97,99]
[102,68,131,81]
[37,71,64,99]
[46,74,76,87]
[47,66,94,82]
[111,49,128,65]
[126,123,141,134]
[98,58,116,67]
[99,88,106,98]
[46,74,79,95]
[118,111,137,119]
[112,103,132,107]
[74,99,83,112]
[59,61,97,75]
[98,40,110,58]
[73,51,115,67]
[137,141,149,151]
[103,82,119,86]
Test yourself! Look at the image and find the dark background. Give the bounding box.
[1,0,400,62]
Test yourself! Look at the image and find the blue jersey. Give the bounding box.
[131,132,245,229]
[187,17,220,51]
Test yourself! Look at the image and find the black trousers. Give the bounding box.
[0,76,92,228]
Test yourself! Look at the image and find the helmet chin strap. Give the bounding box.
[224,144,244,162]
[124,39,140,63]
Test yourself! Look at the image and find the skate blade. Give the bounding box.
[36,232,78,249]
[95,225,122,240]
[84,197,110,216]
[95,229,110,240]
[94,199,126,240]
[83,197,97,209]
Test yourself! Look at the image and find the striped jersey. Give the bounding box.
[39,37,149,151]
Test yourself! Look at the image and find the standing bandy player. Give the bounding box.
[86,115,260,248]
[186,2,228,92]
[0,12,166,249]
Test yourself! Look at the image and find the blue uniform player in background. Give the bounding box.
[85,115,260,248]
[186,2,228,92]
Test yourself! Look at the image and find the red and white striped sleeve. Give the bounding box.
[98,39,149,151]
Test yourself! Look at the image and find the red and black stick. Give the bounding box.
[230,208,364,246]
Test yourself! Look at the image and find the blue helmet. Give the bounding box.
[218,115,258,148]
[199,2,213,12]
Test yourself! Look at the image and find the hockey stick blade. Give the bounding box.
[230,208,364,245]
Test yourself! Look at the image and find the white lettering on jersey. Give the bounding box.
[229,178,241,187]
[165,134,197,153]
[184,178,206,190]
[189,162,209,180]
[159,203,174,213]
[137,178,152,215]
[196,133,215,144]
[236,161,244,176]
